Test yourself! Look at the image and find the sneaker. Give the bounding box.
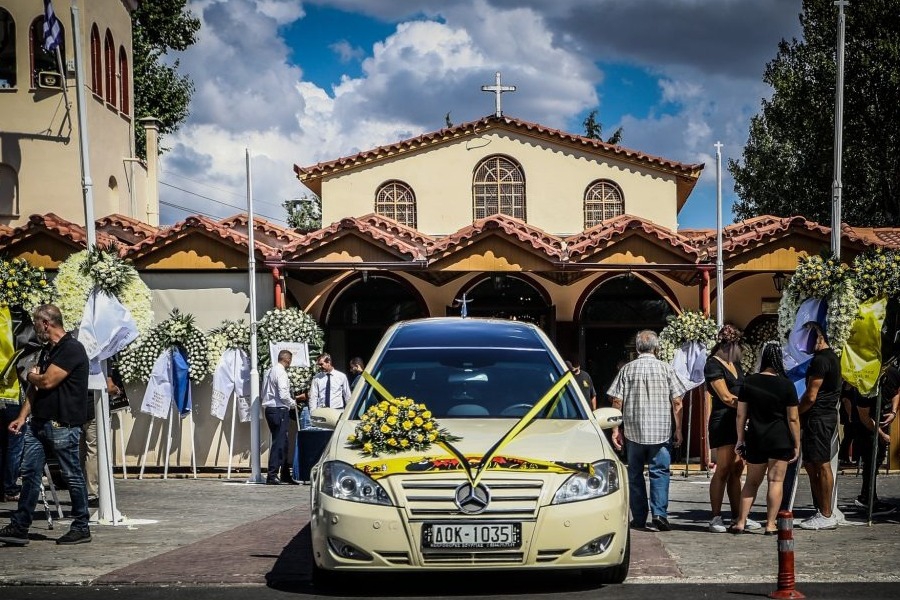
[629,519,647,530]
[651,516,671,532]
[2,494,19,502]
[744,518,763,531]
[0,523,29,546]
[798,511,838,530]
[56,529,92,545]
[709,515,727,533]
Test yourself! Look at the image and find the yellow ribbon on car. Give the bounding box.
[354,453,590,481]
[359,370,582,484]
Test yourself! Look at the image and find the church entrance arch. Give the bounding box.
[576,273,677,401]
[449,273,555,337]
[324,273,428,370]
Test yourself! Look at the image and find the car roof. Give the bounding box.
[387,318,546,350]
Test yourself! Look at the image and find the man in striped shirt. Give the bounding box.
[608,330,686,532]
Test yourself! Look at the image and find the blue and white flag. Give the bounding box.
[172,345,192,417]
[42,0,62,53]
[783,297,827,397]
[672,340,708,391]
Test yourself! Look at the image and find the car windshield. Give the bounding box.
[350,346,586,420]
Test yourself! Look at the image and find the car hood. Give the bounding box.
[329,418,612,465]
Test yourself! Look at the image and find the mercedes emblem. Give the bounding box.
[453,482,491,514]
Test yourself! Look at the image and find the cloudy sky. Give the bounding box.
[158,0,811,229]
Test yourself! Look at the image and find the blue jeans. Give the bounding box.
[626,439,672,524]
[264,407,290,481]
[1,403,25,496]
[12,420,90,533]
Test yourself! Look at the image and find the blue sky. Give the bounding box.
[159,0,809,230]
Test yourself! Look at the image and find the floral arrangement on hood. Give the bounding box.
[0,256,53,312]
[119,309,210,384]
[207,319,251,367]
[347,397,460,457]
[257,307,324,394]
[53,247,153,335]
[657,310,718,362]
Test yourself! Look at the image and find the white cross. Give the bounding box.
[481,71,516,118]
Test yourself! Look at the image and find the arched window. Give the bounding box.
[0,9,17,88]
[29,17,64,88]
[472,155,525,220]
[375,180,417,228]
[0,163,19,216]
[583,179,624,227]
[118,46,129,115]
[103,29,115,107]
[89,25,101,96]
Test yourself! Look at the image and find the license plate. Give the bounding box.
[422,522,521,549]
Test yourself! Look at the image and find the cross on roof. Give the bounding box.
[481,71,516,118]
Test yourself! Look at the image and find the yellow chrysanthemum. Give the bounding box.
[400,439,409,447]
[380,424,391,434]
[423,421,434,431]
[387,438,398,446]
[413,417,424,426]
[363,442,373,453]
[402,420,413,430]
[386,415,398,426]
[422,411,432,419]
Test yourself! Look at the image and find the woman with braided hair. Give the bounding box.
[730,341,801,534]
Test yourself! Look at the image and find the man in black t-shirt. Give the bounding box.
[851,362,900,515]
[798,321,842,531]
[0,304,92,547]
[567,358,597,409]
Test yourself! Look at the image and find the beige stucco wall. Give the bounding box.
[0,0,146,227]
[320,130,682,235]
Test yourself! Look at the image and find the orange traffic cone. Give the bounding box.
[769,510,805,599]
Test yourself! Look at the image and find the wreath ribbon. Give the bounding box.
[360,369,578,486]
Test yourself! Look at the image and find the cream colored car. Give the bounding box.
[309,318,628,584]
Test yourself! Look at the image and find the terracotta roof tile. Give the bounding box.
[565,214,700,259]
[295,115,704,183]
[358,213,436,248]
[128,215,280,261]
[0,213,120,254]
[218,214,302,249]
[281,216,427,261]
[429,214,564,259]
[96,214,159,245]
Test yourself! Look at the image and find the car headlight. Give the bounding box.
[551,459,620,504]
[321,461,393,506]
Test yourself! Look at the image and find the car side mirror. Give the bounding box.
[309,407,343,430]
[592,407,623,430]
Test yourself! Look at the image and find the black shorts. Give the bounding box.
[744,445,795,465]
[708,407,737,448]
[801,412,838,464]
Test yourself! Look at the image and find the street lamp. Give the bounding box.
[772,272,787,293]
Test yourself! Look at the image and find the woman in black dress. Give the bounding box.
[731,341,801,534]
[705,324,752,532]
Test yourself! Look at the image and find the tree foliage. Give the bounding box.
[730,0,900,226]
[284,196,322,232]
[582,109,623,146]
[132,1,200,159]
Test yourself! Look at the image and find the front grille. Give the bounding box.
[399,477,543,519]
[536,549,566,563]
[421,551,525,565]
[377,551,411,565]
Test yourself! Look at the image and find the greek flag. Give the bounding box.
[43,0,62,53]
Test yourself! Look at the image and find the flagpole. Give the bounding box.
[246,149,264,484]
[714,141,724,328]
[70,4,95,247]
[831,0,847,259]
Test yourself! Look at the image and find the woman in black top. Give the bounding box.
[705,324,749,533]
[731,341,801,534]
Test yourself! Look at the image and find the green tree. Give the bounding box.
[730,0,900,226]
[132,1,200,159]
[582,109,623,145]
[284,196,322,231]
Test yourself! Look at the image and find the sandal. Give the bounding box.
[764,529,778,536]
[727,525,746,534]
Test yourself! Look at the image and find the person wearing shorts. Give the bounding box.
[798,322,842,531]
[732,341,800,534]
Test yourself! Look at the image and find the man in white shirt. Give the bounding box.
[262,350,295,485]
[308,353,351,410]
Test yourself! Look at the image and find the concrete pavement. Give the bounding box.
[0,469,898,586]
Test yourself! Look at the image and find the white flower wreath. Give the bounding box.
[0,256,54,312]
[119,309,211,384]
[53,248,153,335]
[657,310,718,363]
[207,319,251,367]
[257,308,324,394]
